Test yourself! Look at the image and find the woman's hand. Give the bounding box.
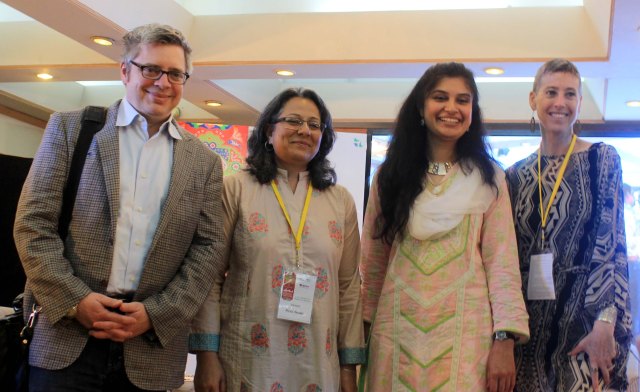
[340,365,358,392]
[194,351,226,392]
[486,339,516,392]
[568,320,616,391]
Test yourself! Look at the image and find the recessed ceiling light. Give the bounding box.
[626,100,640,108]
[91,36,114,46]
[37,73,53,80]
[205,100,222,107]
[484,67,505,75]
[276,70,295,77]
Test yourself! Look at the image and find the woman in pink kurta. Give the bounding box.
[360,63,529,392]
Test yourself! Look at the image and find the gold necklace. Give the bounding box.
[427,161,454,176]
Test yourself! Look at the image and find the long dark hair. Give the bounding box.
[245,88,337,190]
[375,62,497,244]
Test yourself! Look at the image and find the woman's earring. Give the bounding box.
[529,114,537,133]
[573,119,581,134]
[420,118,425,126]
[264,140,274,151]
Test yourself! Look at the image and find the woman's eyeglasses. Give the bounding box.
[274,117,326,133]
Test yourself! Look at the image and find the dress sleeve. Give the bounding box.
[584,145,630,329]
[189,174,240,352]
[360,175,392,323]
[336,186,366,364]
[481,171,530,343]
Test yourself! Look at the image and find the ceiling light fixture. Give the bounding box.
[484,67,505,75]
[91,36,115,46]
[205,100,222,107]
[37,73,53,80]
[276,70,295,77]
[626,100,640,108]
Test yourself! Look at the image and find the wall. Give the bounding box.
[0,113,44,158]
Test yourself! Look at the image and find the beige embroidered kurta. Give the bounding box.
[191,170,365,391]
[361,168,529,391]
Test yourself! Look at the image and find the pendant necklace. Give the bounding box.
[427,161,454,176]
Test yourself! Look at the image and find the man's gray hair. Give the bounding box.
[122,23,192,73]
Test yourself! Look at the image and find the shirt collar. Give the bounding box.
[276,167,310,180]
[116,98,182,140]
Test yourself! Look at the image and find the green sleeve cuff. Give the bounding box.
[189,333,220,352]
[339,347,366,365]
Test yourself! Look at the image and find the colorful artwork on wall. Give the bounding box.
[179,122,249,176]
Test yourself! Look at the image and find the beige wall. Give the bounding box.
[0,113,44,158]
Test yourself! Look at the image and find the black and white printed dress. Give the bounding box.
[506,142,631,391]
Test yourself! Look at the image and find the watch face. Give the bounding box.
[494,331,515,341]
[494,331,507,340]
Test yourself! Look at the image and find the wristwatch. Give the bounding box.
[64,304,78,319]
[493,331,517,341]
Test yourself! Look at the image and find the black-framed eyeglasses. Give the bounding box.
[274,117,326,133]
[129,60,190,85]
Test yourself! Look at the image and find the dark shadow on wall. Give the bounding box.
[0,154,32,307]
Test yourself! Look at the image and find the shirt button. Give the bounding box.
[136,207,142,212]
[135,240,142,246]
[141,173,148,179]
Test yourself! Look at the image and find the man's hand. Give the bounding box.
[75,293,136,342]
[91,301,151,341]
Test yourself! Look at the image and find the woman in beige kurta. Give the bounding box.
[190,88,365,392]
[360,63,529,392]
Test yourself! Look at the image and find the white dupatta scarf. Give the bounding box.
[407,165,497,241]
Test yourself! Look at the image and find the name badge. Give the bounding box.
[277,268,317,324]
[527,253,556,300]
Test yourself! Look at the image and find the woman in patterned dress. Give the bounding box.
[360,62,529,392]
[190,88,365,391]
[506,58,631,391]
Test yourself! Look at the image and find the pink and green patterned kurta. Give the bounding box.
[361,168,529,391]
[191,170,365,391]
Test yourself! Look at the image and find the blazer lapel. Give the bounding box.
[148,127,195,253]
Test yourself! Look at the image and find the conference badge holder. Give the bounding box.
[277,266,317,324]
[527,240,556,300]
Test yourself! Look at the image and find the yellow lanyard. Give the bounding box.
[537,133,577,246]
[271,180,313,268]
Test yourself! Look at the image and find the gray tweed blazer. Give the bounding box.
[14,100,225,390]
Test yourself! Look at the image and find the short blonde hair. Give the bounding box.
[532,58,581,94]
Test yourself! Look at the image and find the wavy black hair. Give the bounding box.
[245,88,337,190]
[375,62,497,244]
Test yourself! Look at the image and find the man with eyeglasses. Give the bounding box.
[14,23,225,391]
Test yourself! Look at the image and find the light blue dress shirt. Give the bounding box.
[107,98,182,294]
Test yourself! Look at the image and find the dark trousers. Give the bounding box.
[29,337,164,392]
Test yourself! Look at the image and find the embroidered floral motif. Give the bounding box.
[287,323,307,355]
[314,267,329,299]
[328,220,343,246]
[325,327,332,356]
[240,382,252,392]
[270,382,284,392]
[272,264,284,295]
[248,212,268,239]
[305,384,322,392]
[250,323,269,355]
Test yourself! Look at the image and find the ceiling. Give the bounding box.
[0,0,639,130]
